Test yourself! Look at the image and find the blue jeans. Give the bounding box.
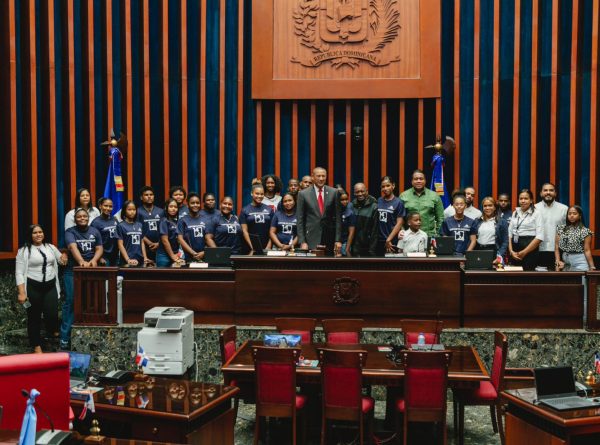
[60,267,74,345]
[156,250,173,267]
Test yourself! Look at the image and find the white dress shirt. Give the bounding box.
[508,207,544,241]
[534,200,568,251]
[397,229,428,253]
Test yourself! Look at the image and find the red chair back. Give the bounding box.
[402,350,452,421]
[275,317,317,344]
[322,319,364,344]
[400,319,444,345]
[0,353,71,430]
[490,331,508,392]
[219,326,237,364]
[319,349,368,421]
[252,346,301,417]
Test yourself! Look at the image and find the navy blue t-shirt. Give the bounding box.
[158,218,179,255]
[270,211,297,246]
[116,221,145,262]
[377,197,405,241]
[341,203,356,244]
[178,205,190,218]
[65,226,102,262]
[137,206,164,243]
[90,216,119,255]
[206,213,242,254]
[239,203,274,249]
[177,214,210,253]
[199,208,217,219]
[440,215,477,254]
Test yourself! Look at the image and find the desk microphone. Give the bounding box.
[21,389,55,432]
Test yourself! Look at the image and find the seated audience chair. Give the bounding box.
[453,331,508,445]
[400,319,444,345]
[395,350,453,445]
[275,317,317,344]
[0,353,71,430]
[252,346,307,445]
[318,348,374,445]
[321,319,364,344]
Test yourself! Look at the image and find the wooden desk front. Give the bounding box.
[233,256,463,327]
[222,341,489,393]
[503,388,600,444]
[464,271,584,328]
[71,379,238,445]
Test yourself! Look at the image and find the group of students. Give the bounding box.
[15,170,596,353]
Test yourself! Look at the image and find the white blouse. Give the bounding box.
[15,244,63,296]
[508,207,544,240]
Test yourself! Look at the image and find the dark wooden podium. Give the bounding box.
[71,379,238,445]
[503,388,600,444]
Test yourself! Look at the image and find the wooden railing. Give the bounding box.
[73,267,119,325]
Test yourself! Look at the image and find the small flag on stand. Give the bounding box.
[78,393,95,420]
[135,345,148,368]
[594,352,600,374]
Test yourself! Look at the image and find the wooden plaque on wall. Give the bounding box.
[252,0,441,99]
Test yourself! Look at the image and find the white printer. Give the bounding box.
[137,307,194,375]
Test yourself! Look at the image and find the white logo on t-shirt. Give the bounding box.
[282,224,293,235]
[192,226,204,238]
[149,221,157,231]
[108,227,116,238]
[131,234,141,245]
[255,214,265,224]
[80,241,92,252]
[379,211,388,223]
[227,224,237,234]
[454,231,465,242]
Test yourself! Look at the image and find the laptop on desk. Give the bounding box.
[432,236,455,255]
[204,247,232,266]
[68,351,92,389]
[249,234,266,255]
[534,366,600,411]
[465,250,495,270]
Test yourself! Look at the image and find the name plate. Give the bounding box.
[267,250,287,257]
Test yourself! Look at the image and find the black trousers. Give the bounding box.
[26,278,59,347]
[510,236,539,271]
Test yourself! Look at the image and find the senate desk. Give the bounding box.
[73,257,592,329]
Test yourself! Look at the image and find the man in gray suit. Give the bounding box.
[297,167,342,255]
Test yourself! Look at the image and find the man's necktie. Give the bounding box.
[318,188,324,215]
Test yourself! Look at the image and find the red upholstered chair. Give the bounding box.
[0,352,71,430]
[453,331,508,445]
[321,318,364,344]
[275,318,317,344]
[252,346,307,445]
[400,319,444,346]
[395,350,453,445]
[318,349,374,445]
[219,326,244,413]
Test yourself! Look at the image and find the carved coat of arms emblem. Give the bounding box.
[291,0,400,69]
[332,277,360,305]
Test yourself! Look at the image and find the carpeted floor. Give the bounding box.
[233,392,501,445]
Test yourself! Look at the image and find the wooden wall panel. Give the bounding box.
[2,0,600,255]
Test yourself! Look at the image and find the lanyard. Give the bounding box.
[514,211,530,233]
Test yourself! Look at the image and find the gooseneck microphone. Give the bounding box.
[21,389,55,432]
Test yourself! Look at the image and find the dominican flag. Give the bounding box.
[103,146,124,216]
[595,352,600,374]
[430,151,450,208]
[78,393,95,420]
[135,345,148,368]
